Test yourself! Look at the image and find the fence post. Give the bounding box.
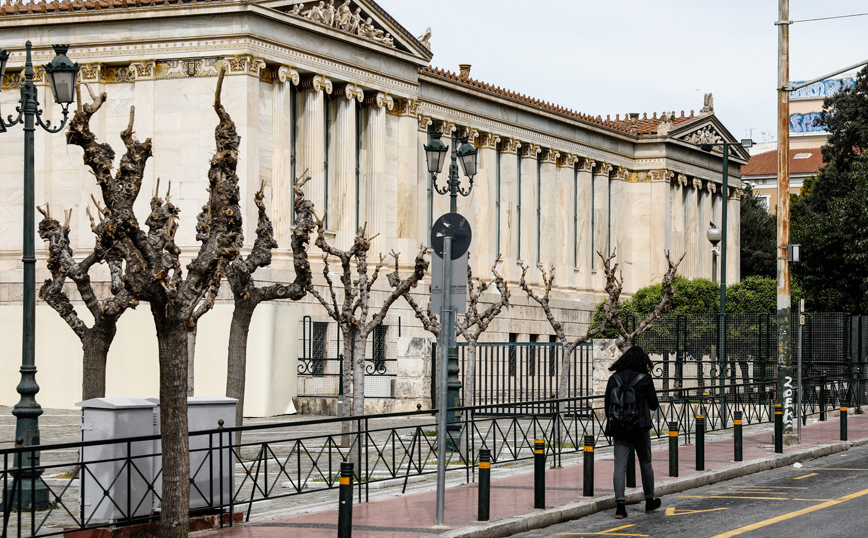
[695,416,705,471]
[820,379,827,421]
[477,449,491,521]
[338,461,354,538]
[534,440,546,508]
[626,444,636,488]
[668,421,679,477]
[774,403,783,454]
[841,406,848,441]
[583,435,594,497]
[733,411,743,462]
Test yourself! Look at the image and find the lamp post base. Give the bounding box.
[3,472,50,511]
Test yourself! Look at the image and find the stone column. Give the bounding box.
[671,174,688,269]
[593,162,612,290]
[498,138,520,279]
[685,178,702,278]
[361,92,393,255]
[727,188,742,282]
[271,66,300,249]
[298,74,332,227]
[577,158,594,290]
[519,143,541,267]
[332,83,364,247]
[467,131,499,274]
[539,149,559,268]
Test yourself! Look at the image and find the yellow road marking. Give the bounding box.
[794,473,818,480]
[802,467,868,471]
[555,524,648,536]
[708,486,868,538]
[678,495,832,501]
[730,485,807,489]
[665,506,728,516]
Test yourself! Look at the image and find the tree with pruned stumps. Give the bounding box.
[65,68,242,538]
[306,216,427,420]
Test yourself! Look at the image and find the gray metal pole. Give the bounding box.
[435,237,453,526]
[719,145,729,422]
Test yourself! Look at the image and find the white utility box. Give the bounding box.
[76,398,158,522]
[148,397,236,510]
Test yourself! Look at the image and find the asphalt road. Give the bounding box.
[512,442,868,538]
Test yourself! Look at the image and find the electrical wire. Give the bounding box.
[792,12,868,23]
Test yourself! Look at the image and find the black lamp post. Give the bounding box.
[1,41,79,510]
[707,221,721,283]
[424,131,479,213]
[422,130,478,455]
[699,138,752,415]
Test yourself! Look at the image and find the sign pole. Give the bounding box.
[435,237,453,526]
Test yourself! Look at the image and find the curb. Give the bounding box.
[431,438,866,538]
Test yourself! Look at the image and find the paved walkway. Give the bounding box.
[192,413,868,538]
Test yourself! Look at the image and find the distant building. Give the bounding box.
[744,73,856,212]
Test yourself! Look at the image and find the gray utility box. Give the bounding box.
[148,397,236,511]
[77,398,159,522]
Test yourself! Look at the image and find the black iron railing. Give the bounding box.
[1,379,857,537]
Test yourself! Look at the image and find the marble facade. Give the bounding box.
[0,0,747,413]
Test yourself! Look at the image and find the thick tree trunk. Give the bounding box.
[226,298,255,445]
[81,322,116,401]
[153,306,190,538]
[352,330,368,418]
[557,343,575,400]
[464,340,477,407]
[187,326,197,397]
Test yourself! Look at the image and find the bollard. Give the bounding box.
[626,443,636,488]
[583,435,594,497]
[774,403,783,453]
[668,421,679,477]
[695,416,705,471]
[477,449,491,521]
[338,461,354,538]
[733,411,743,462]
[820,384,827,421]
[534,440,545,509]
[841,406,848,441]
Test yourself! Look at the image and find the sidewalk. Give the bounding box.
[193,414,868,538]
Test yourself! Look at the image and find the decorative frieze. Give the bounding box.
[682,125,723,146]
[289,1,397,49]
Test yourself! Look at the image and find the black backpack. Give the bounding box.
[607,372,646,432]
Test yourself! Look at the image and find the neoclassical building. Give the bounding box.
[0,0,747,414]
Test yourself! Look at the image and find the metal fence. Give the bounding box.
[632,312,867,403]
[431,342,593,413]
[1,379,856,538]
[297,316,398,399]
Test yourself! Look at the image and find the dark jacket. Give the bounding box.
[604,369,659,437]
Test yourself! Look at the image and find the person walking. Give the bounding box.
[604,346,662,519]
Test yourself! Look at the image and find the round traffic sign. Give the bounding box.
[431,213,472,260]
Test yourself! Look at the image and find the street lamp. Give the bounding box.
[698,138,752,421]
[424,131,479,213]
[1,41,79,510]
[707,221,721,283]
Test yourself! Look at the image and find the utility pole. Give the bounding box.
[776,0,796,440]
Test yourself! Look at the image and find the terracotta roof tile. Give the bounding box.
[420,65,703,137]
[742,148,824,176]
[1,0,243,18]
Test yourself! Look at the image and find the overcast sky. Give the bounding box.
[379,0,868,144]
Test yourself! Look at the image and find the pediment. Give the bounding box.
[675,120,750,162]
[261,0,432,62]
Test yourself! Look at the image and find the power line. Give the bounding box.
[792,12,868,23]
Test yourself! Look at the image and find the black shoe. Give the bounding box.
[645,498,662,514]
[615,501,627,519]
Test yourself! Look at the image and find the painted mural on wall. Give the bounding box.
[789,76,855,99]
[790,112,823,134]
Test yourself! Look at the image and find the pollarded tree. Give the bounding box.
[66,70,242,538]
[225,174,315,438]
[307,217,427,418]
[37,195,139,400]
[396,255,510,407]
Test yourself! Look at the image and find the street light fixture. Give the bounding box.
[424,130,479,213]
[698,137,753,421]
[1,41,79,510]
[707,221,721,283]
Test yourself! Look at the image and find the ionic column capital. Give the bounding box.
[334,82,364,102]
[363,91,394,110]
[276,65,301,86]
[692,178,704,190]
[298,74,333,93]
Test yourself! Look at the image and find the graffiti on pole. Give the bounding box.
[783,376,794,431]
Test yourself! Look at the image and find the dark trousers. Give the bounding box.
[613,429,655,502]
